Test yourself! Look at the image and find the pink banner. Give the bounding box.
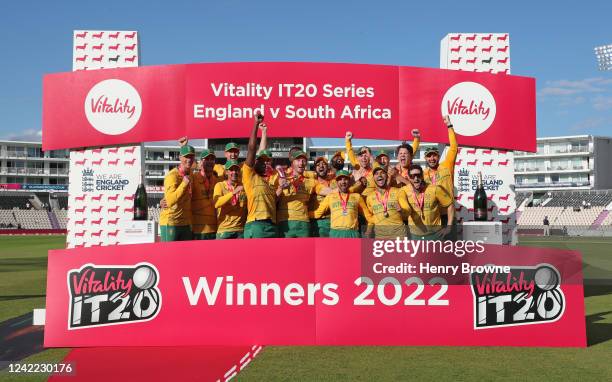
[43,62,536,151]
[44,239,585,348]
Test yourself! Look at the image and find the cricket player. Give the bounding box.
[345,132,375,196]
[159,144,195,241]
[243,114,280,238]
[308,156,334,237]
[191,149,219,239]
[213,142,241,178]
[365,165,412,239]
[374,150,390,170]
[400,164,454,240]
[213,160,247,239]
[276,150,329,238]
[423,116,458,232]
[312,170,373,238]
[387,129,420,187]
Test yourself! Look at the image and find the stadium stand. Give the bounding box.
[12,210,53,229]
[54,209,68,229]
[0,189,610,236]
[515,193,529,208]
[0,194,32,209]
[148,194,163,208]
[543,190,612,207]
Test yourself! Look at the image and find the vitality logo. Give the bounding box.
[67,263,161,329]
[84,79,142,135]
[470,264,565,329]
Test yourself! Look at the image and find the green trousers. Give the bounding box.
[279,220,310,238]
[310,218,331,238]
[329,229,360,238]
[244,220,278,239]
[192,232,216,240]
[160,225,192,242]
[216,231,244,239]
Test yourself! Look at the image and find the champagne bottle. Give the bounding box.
[474,172,488,221]
[133,183,148,221]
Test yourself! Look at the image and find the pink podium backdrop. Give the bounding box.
[43,62,536,152]
[67,31,143,249]
[73,30,139,71]
[44,239,586,348]
[441,33,517,244]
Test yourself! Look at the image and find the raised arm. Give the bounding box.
[345,131,359,169]
[440,116,458,168]
[246,114,264,167]
[411,129,420,154]
[257,121,268,153]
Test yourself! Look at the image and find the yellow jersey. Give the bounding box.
[213,181,247,233]
[308,177,336,219]
[313,191,372,230]
[276,176,324,222]
[242,163,277,223]
[423,127,458,200]
[365,187,412,238]
[159,167,193,227]
[213,163,226,178]
[400,184,453,236]
[191,171,219,234]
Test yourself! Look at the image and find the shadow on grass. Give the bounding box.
[0,257,48,272]
[0,295,46,301]
[0,312,44,364]
[584,281,612,298]
[587,310,612,347]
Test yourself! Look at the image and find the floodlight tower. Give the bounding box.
[594,44,612,71]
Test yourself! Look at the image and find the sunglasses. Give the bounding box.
[408,173,423,179]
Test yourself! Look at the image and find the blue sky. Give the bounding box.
[0,1,610,146]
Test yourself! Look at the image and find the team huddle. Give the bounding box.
[159,114,458,241]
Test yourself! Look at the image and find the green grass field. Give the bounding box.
[1,235,611,381]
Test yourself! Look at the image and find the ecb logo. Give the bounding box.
[441,81,496,136]
[84,79,142,135]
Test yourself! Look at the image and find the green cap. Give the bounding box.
[289,150,307,161]
[256,149,272,160]
[372,163,386,174]
[335,170,351,179]
[180,145,196,157]
[225,142,240,151]
[199,149,215,159]
[375,150,389,159]
[358,146,371,155]
[424,146,440,155]
[224,159,240,170]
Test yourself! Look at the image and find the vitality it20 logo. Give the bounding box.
[470,264,565,329]
[67,263,161,329]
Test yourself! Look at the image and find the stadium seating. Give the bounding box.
[0,194,32,209]
[54,209,68,229]
[544,190,612,207]
[12,210,53,229]
[148,194,163,208]
[0,189,609,234]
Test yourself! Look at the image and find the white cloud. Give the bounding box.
[538,77,612,98]
[570,117,606,132]
[1,129,42,142]
[592,95,612,111]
